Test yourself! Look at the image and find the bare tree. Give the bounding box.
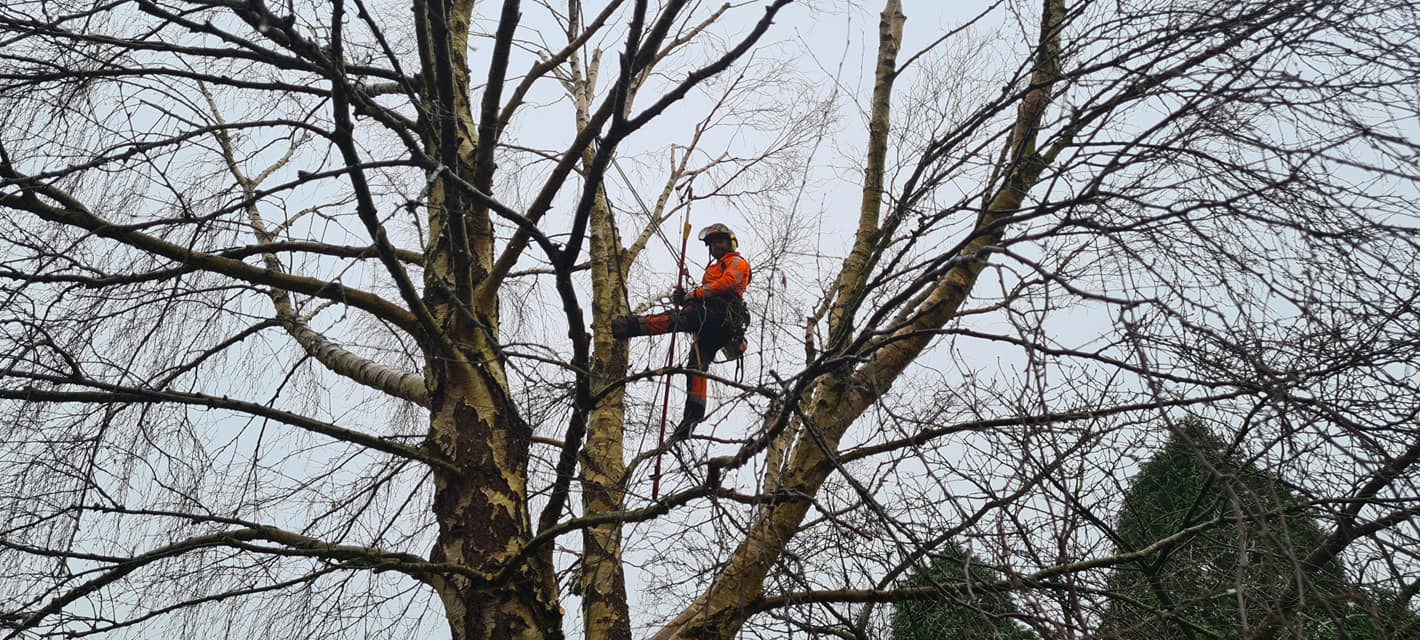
[2,0,1417,639]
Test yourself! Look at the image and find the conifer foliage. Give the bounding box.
[891,542,1037,640]
[1101,419,1418,639]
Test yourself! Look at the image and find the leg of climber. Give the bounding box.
[672,305,734,441]
[611,313,665,338]
[611,304,703,339]
[609,315,641,338]
[673,337,714,441]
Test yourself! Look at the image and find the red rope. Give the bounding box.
[652,197,694,500]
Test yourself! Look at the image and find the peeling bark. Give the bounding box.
[426,363,562,640]
[417,0,562,637]
[573,11,635,634]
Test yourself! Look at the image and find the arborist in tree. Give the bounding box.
[613,223,752,440]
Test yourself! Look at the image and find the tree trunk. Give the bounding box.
[580,185,634,640]
[417,0,564,636]
[427,362,563,640]
[577,17,635,632]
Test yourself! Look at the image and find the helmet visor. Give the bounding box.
[699,224,732,242]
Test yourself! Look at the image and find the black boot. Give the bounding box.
[673,398,706,441]
[610,316,640,338]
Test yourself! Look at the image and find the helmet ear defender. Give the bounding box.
[698,223,738,252]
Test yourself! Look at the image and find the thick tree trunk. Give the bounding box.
[423,161,565,638]
[423,158,564,638]
[580,185,634,640]
[427,362,563,640]
[416,0,564,636]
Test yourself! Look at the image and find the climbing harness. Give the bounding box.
[610,166,752,500]
[720,295,751,362]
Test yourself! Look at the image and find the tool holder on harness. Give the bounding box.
[718,296,750,362]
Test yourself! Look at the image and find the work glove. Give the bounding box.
[672,287,687,305]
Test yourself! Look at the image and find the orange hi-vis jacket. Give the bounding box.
[688,251,751,301]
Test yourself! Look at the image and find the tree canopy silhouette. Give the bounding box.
[2,1,1416,638]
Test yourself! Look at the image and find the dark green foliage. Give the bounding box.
[891,541,1037,640]
[1100,419,1415,639]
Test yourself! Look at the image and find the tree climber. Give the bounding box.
[613,223,752,440]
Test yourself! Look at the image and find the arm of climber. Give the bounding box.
[690,255,751,300]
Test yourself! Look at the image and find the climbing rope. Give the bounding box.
[610,156,681,261]
[651,183,694,500]
[605,159,704,500]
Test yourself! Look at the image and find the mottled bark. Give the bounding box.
[580,185,634,640]
[418,0,562,638]
[427,361,562,640]
[573,11,635,635]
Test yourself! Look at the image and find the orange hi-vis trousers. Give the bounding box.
[621,300,737,429]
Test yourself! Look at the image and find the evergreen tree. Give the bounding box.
[891,542,1037,640]
[1100,419,1414,639]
